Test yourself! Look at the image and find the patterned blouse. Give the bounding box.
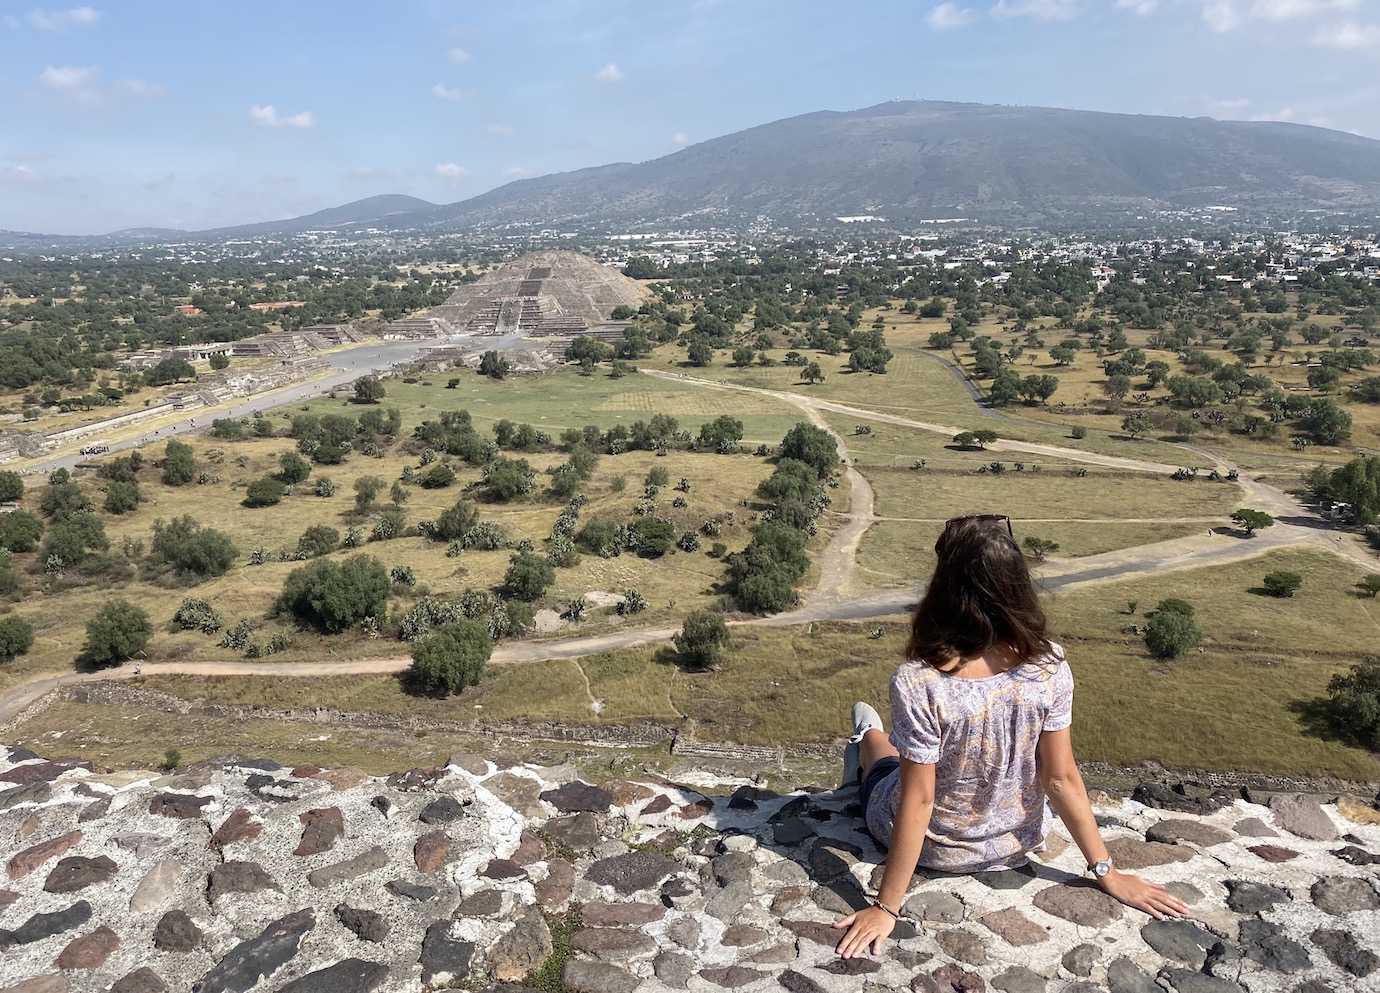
[864,645,1073,872]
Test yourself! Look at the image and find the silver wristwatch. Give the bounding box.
[1088,858,1114,879]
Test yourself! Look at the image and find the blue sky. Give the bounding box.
[3,0,1379,234]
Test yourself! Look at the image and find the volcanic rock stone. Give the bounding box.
[209,808,261,849]
[928,962,988,993]
[294,807,344,856]
[722,924,769,946]
[704,879,753,921]
[147,793,210,819]
[130,860,181,913]
[979,907,1047,946]
[1232,817,1277,838]
[489,907,553,981]
[665,915,701,949]
[1146,819,1234,847]
[1104,837,1195,870]
[386,766,443,792]
[936,929,987,965]
[1032,882,1123,926]
[1248,843,1299,862]
[456,889,503,917]
[55,925,119,970]
[109,968,167,993]
[543,811,602,851]
[484,772,542,815]
[1107,957,1159,993]
[385,879,435,903]
[535,858,574,911]
[540,780,613,813]
[0,782,50,811]
[1310,875,1380,914]
[419,795,466,824]
[0,760,88,785]
[1311,927,1380,977]
[975,864,1038,890]
[1131,782,1231,814]
[0,977,68,993]
[581,900,664,926]
[699,965,771,988]
[196,909,315,993]
[7,831,81,880]
[904,891,966,923]
[418,921,474,984]
[277,959,389,993]
[414,831,449,874]
[207,861,281,902]
[572,926,657,962]
[43,855,117,894]
[1224,879,1290,914]
[1269,793,1339,839]
[152,909,203,952]
[655,950,696,988]
[481,857,526,880]
[0,900,90,946]
[307,846,387,887]
[1238,918,1311,973]
[1158,967,1247,993]
[334,904,388,942]
[561,960,639,993]
[992,966,1046,993]
[1140,919,1218,965]
[583,850,678,895]
[1061,943,1100,976]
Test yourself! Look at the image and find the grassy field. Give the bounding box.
[20,545,1380,780]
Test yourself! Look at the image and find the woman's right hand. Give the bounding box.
[832,905,898,958]
[1099,869,1188,919]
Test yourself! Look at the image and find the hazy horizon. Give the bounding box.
[4,0,1380,235]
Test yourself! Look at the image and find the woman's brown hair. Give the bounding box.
[905,515,1051,668]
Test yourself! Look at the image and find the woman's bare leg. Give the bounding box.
[860,729,900,780]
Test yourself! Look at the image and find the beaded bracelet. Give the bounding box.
[871,899,900,920]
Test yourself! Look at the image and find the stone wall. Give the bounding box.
[0,744,1377,993]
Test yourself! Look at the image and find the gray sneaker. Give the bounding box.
[841,701,884,787]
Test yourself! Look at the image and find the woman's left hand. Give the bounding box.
[832,905,897,958]
[1098,869,1189,919]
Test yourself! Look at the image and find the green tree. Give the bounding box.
[1143,609,1201,659]
[297,525,340,558]
[1231,508,1275,536]
[353,375,386,403]
[410,619,493,694]
[1022,536,1060,561]
[146,356,196,386]
[482,459,535,502]
[0,616,34,663]
[243,477,285,507]
[1,510,44,553]
[1358,574,1380,598]
[353,475,385,514]
[1262,570,1303,597]
[149,516,238,580]
[732,346,755,368]
[277,451,311,485]
[697,415,744,452]
[629,516,675,557]
[501,550,554,601]
[0,471,22,503]
[433,499,478,542]
[479,351,510,380]
[275,555,390,632]
[81,600,152,669]
[1325,655,1380,747]
[673,610,731,670]
[801,361,825,385]
[686,339,714,367]
[103,479,141,515]
[779,422,839,478]
[419,463,456,489]
[42,512,108,565]
[1120,412,1151,439]
[209,351,230,371]
[161,439,197,486]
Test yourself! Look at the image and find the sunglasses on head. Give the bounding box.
[944,514,1014,539]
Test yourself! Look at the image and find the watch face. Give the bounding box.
[1094,860,1112,876]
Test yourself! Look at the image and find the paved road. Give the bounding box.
[23,339,449,476]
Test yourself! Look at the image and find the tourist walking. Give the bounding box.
[833,514,1187,959]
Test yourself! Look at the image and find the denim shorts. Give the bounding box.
[859,756,901,818]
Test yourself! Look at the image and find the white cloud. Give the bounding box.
[250,104,314,128]
[118,78,165,98]
[27,6,99,30]
[1251,0,1358,21]
[1200,0,1240,31]
[1115,0,1157,14]
[434,162,467,180]
[0,162,40,184]
[39,64,96,91]
[594,62,624,82]
[1311,20,1380,48]
[990,0,1080,20]
[432,83,468,102]
[486,123,514,136]
[447,46,471,64]
[929,2,976,28]
[504,165,535,179]
[671,131,689,146]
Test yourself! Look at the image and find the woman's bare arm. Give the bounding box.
[834,759,935,957]
[1036,728,1187,920]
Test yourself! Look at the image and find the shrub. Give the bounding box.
[727,520,809,614]
[617,589,647,615]
[502,550,554,601]
[81,599,152,668]
[296,525,340,558]
[275,555,390,633]
[1154,598,1195,618]
[149,516,238,580]
[419,463,456,489]
[277,451,312,485]
[0,550,17,596]
[1231,508,1275,535]
[1022,536,1059,561]
[161,439,197,486]
[391,564,417,587]
[576,518,621,558]
[410,619,493,695]
[645,466,670,489]
[677,532,701,552]
[628,517,675,557]
[370,507,407,541]
[0,616,34,663]
[547,535,579,568]
[1262,570,1303,598]
[1070,425,1088,440]
[353,375,386,403]
[314,477,336,497]
[1325,655,1380,748]
[103,480,141,515]
[0,511,42,552]
[210,418,245,440]
[1143,610,1201,659]
[173,597,223,634]
[673,610,731,669]
[1360,574,1380,598]
[220,618,255,650]
[482,458,536,501]
[41,475,88,518]
[462,521,508,551]
[243,477,285,507]
[353,476,385,514]
[41,512,108,565]
[0,471,23,503]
